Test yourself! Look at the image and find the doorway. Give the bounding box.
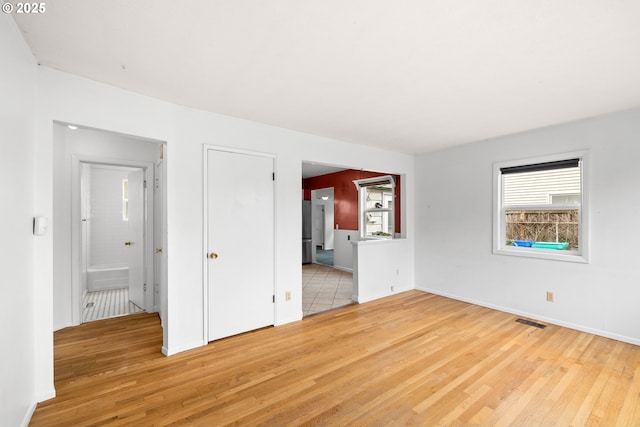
[79,163,147,322]
[53,123,165,330]
[301,164,354,316]
[300,163,402,316]
[312,187,334,267]
[205,147,275,342]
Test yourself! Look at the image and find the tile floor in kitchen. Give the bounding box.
[303,263,354,316]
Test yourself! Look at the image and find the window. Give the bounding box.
[550,193,580,205]
[354,175,395,239]
[493,152,588,262]
[122,178,129,221]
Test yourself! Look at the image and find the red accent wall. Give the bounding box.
[302,169,401,233]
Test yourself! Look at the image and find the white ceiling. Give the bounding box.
[301,163,346,179]
[12,0,640,154]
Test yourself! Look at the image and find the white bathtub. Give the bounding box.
[87,266,129,291]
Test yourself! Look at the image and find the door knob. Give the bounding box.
[124,241,133,246]
[209,252,218,259]
[155,248,163,253]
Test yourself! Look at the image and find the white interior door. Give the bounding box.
[127,169,145,309]
[207,149,274,342]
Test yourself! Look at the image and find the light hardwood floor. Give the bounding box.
[31,291,640,426]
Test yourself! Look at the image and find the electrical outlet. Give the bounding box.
[391,285,395,292]
[285,291,291,301]
[546,291,554,302]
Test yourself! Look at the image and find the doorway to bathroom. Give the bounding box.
[79,163,147,322]
[53,123,166,329]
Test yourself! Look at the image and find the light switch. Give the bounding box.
[33,216,48,235]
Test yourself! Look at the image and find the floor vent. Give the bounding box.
[516,318,547,329]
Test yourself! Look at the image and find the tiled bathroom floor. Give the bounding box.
[82,288,144,322]
[303,263,354,316]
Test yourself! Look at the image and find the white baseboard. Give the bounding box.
[20,402,38,427]
[357,291,392,304]
[36,389,56,403]
[275,313,303,326]
[53,320,73,332]
[357,286,412,304]
[162,339,206,356]
[416,285,640,347]
[332,265,353,273]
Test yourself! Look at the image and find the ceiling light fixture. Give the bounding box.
[321,195,329,200]
[67,125,78,130]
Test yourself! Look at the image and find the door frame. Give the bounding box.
[202,145,277,344]
[71,155,156,325]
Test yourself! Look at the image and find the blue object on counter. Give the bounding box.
[513,240,534,247]
[531,242,569,250]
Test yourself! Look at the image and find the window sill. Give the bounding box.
[493,247,588,263]
[353,238,403,246]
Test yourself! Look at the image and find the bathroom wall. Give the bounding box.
[88,165,132,268]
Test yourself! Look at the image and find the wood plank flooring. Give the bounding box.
[30,291,640,426]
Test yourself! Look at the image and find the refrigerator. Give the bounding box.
[302,200,312,264]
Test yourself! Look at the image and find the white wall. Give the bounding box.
[415,108,640,345]
[88,166,131,268]
[353,239,413,302]
[334,229,358,272]
[0,13,38,427]
[33,67,415,397]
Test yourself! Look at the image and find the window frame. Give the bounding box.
[122,178,129,222]
[353,175,396,240]
[492,151,589,263]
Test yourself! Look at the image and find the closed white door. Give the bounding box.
[127,169,145,309]
[207,149,274,341]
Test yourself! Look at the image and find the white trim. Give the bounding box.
[353,175,396,240]
[352,174,396,188]
[352,238,403,246]
[201,146,208,345]
[202,144,277,345]
[415,286,640,347]
[275,313,303,326]
[356,290,400,304]
[492,150,590,263]
[20,402,38,427]
[332,265,353,273]
[162,339,207,356]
